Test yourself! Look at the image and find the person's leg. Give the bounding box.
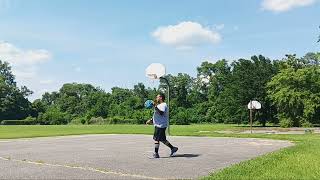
[161,140,178,156]
[154,141,160,154]
[152,127,160,158]
[159,127,173,149]
[159,128,178,156]
[161,140,174,149]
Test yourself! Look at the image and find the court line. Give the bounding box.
[0,156,165,180]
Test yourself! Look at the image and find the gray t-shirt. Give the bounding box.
[153,102,168,128]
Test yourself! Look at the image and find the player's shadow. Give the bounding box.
[164,154,201,158]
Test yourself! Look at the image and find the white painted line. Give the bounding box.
[0,156,165,180]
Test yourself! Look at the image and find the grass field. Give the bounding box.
[0,124,319,180]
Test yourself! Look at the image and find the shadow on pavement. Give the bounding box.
[162,154,201,158]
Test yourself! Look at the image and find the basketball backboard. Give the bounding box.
[145,63,166,79]
[248,101,261,110]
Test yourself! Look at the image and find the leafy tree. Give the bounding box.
[110,87,132,104]
[303,52,320,66]
[0,60,16,86]
[188,102,208,123]
[30,99,46,117]
[201,56,278,125]
[0,60,32,120]
[196,60,231,102]
[41,92,59,107]
[133,83,148,102]
[85,90,110,119]
[23,52,320,128]
[171,107,190,125]
[267,66,320,127]
[229,55,278,125]
[160,73,193,108]
[55,83,98,117]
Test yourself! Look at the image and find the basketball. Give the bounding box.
[144,100,154,109]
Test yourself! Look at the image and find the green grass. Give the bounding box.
[203,135,320,180]
[0,124,240,139]
[0,124,319,180]
[0,125,152,139]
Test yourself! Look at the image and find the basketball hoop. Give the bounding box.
[146,73,158,80]
[248,100,262,134]
[145,63,165,79]
[145,63,171,135]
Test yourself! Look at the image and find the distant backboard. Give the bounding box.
[145,63,166,79]
[248,101,261,110]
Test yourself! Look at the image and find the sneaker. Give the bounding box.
[170,147,178,156]
[153,153,160,158]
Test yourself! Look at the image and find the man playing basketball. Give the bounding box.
[146,93,178,158]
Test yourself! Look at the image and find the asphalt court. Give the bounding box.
[0,134,293,179]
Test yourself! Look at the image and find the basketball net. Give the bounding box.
[147,74,158,88]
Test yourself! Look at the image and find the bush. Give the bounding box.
[1,119,37,125]
[189,113,206,124]
[172,108,190,125]
[131,110,150,124]
[301,120,313,128]
[69,117,87,125]
[1,116,38,125]
[106,116,122,124]
[25,116,37,122]
[106,116,137,124]
[279,117,293,128]
[88,117,107,125]
[37,107,71,125]
[253,120,262,126]
[120,119,136,124]
[85,116,139,125]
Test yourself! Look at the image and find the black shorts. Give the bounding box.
[153,127,167,141]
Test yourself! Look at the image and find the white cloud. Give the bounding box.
[152,21,221,49]
[13,68,37,80]
[0,41,54,101]
[39,79,54,85]
[261,0,317,12]
[0,41,51,66]
[0,41,52,81]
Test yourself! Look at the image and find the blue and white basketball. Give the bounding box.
[144,100,154,109]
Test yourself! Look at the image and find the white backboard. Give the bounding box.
[145,63,166,79]
[248,101,261,110]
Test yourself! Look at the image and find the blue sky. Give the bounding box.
[0,0,319,100]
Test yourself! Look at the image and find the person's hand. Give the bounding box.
[153,100,158,107]
[146,119,153,125]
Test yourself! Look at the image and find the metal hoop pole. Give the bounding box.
[160,77,170,136]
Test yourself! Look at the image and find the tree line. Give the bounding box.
[0,52,319,127]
